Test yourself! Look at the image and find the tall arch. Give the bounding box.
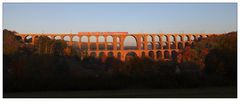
[176,35,182,41]
[156,51,162,60]
[124,35,137,50]
[63,36,70,42]
[108,52,114,57]
[148,51,154,59]
[147,43,153,50]
[169,35,175,42]
[125,52,138,61]
[164,51,170,59]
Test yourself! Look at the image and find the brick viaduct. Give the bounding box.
[16,32,215,61]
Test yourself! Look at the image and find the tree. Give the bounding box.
[3,29,22,55]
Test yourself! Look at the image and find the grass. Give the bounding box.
[4,86,237,98]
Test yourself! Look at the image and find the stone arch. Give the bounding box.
[125,52,138,61]
[99,52,106,58]
[163,42,169,49]
[47,36,52,39]
[148,51,155,59]
[54,36,62,40]
[156,42,161,49]
[24,35,33,43]
[164,51,170,59]
[117,52,121,60]
[176,35,182,41]
[72,36,79,42]
[162,35,168,42]
[190,35,196,41]
[147,43,153,50]
[156,51,162,60]
[107,43,113,50]
[178,42,183,49]
[81,36,88,50]
[170,42,176,49]
[99,44,105,50]
[155,35,160,42]
[90,43,97,50]
[90,52,97,57]
[169,35,175,41]
[98,36,105,42]
[81,36,88,42]
[107,52,114,57]
[107,36,113,42]
[63,36,70,42]
[171,51,178,61]
[183,35,190,41]
[124,35,137,50]
[147,35,153,42]
[185,42,191,47]
[89,36,97,42]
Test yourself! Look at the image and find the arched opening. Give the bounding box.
[98,36,105,42]
[117,52,121,60]
[63,36,70,42]
[99,52,106,58]
[178,42,183,49]
[90,43,97,50]
[156,42,161,49]
[147,35,153,42]
[54,36,62,40]
[108,52,114,57]
[107,36,113,42]
[162,35,168,42]
[183,35,190,41]
[81,36,88,50]
[125,52,137,61]
[99,44,105,50]
[170,35,175,42]
[164,51,170,59]
[25,36,33,43]
[148,51,154,59]
[90,52,97,57]
[190,35,196,41]
[156,51,162,60]
[170,42,176,49]
[72,36,79,48]
[185,42,191,47]
[163,42,169,49]
[107,43,113,50]
[176,35,182,41]
[171,51,178,61]
[124,36,137,50]
[81,36,88,42]
[147,43,153,50]
[90,36,96,42]
[155,36,160,42]
[81,43,88,50]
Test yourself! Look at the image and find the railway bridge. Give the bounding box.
[16,32,215,61]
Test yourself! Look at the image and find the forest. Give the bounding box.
[3,29,237,92]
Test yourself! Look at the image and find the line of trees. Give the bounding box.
[3,29,237,92]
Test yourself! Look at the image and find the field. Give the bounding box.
[4,86,237,98]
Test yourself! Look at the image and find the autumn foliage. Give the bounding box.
[3,29,237,92]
